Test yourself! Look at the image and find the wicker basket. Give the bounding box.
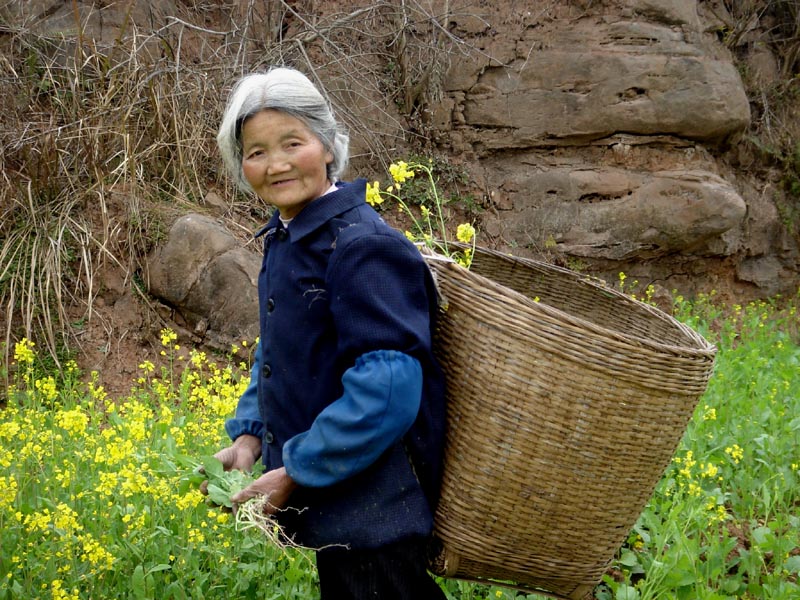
[422,245,716,600]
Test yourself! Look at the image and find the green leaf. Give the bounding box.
[751,525,774,547]
[720,578,743,594]
[662,554,697,588]
[178,469,206,494]
[619,550,640,567]
[164,582,187,600]
[785,555,800,574]
[615,584,640,600]
[206,483,232,508]
[132,564,146,600]
[147,563,173,575]
[201,456,225,479]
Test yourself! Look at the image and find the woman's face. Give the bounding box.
[240,109,333,219]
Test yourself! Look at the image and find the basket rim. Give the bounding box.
[422,244,717,360]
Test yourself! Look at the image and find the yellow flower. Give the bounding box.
[190,350,207,368]
[456,223,476,244]
[0,475,18,512]
[175,489,205,511]
[55,408,89,437]
[34,376,59,402]
[700,462,719,479]
[725,444,744,464]
[13,338,36,364]
[138,360,154,375]
[160,328,178,347]
[188,527,206,544]
[77,532,116,570]
[53,502,82,533]
[389,161,415,184]
[714,505,728,523]
[702,405,717,421]
[366,181,384,206]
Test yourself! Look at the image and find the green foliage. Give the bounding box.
[197,456,263,509]
[1,333,320,600]
[2,292,800,599]
[599,291,800,600]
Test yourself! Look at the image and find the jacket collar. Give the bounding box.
[254,179,367,241]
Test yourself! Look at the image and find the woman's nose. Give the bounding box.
[266,153,291,175]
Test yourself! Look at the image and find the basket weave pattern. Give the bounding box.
[424,246,716,600]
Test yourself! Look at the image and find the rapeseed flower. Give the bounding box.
[0,475,18,511]
[13,338,36,364]
[34,375,58,402]
[456,223,476,244]
[389,161,415,185]
[56,408,88,437]
[725,444,744,464]
[160,328,178,347]
[0,326,279,597]
[366,181,383,206]
[372,158,479,268]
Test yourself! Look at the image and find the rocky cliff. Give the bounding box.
[3,0,799,363]
[431,0,796,298]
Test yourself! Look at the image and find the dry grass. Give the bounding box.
[0,5,231,366]
[0,0,475,372]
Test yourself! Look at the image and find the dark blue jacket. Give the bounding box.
[239,179,445,549]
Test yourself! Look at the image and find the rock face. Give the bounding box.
[10,0,797,338]
[430,0,778,296]
[138,0,794,330]
[453,21,750,148]
[491,167,747,260]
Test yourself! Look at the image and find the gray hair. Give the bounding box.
[216,67,349,193]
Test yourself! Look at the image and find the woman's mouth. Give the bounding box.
[271,178,296,187]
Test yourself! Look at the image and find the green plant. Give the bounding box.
[367,159,477,267]
[194,456,262,509]
[3,293,800,599]
[0,331,322,600]
[600,292,800,600]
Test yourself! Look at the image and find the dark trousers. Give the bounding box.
[316,536,447,600]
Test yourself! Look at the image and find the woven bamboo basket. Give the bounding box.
[422,245,716,600]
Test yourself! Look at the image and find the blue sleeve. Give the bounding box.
[224,341,265,441]
[282,350,422,487]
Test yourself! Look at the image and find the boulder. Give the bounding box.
[147,214,260,350]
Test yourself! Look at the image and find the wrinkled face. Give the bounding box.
[240,109,333,219]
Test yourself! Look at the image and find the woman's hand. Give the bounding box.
[200,434,262,495]
[215,434,262,471]
[231,467,298,515]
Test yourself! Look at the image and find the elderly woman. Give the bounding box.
[210,67,447,599]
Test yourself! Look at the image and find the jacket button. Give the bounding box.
[264,431,275,444]
[277,229,288,241]
[261,364,271,378]
[267,298,275,312]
